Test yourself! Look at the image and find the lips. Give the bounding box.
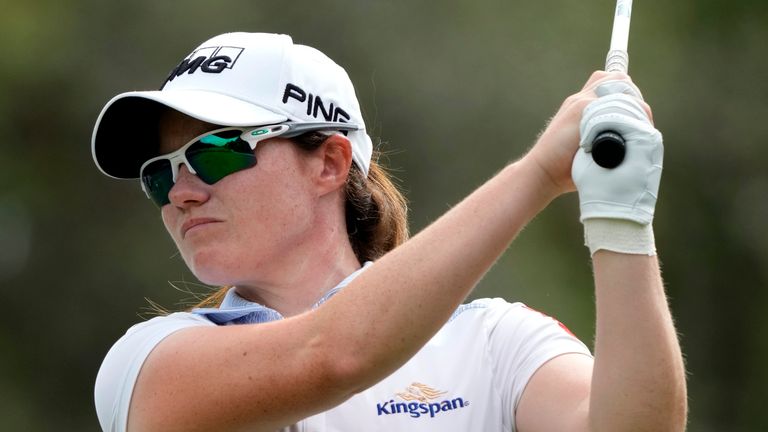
[181,217,222,238]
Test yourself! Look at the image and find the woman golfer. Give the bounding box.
[92,32,686,431]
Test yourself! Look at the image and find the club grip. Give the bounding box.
[591,130,626,168]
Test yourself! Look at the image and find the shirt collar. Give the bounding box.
[192,261,373,325]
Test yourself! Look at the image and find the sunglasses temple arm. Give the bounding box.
[281,122,361,138]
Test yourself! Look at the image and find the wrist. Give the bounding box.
[583,218,656,256]
[518,153,569,203]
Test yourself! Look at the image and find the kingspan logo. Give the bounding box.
[376,383,470,419]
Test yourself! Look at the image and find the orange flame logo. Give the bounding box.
[395,383,448,402]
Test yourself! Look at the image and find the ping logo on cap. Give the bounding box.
[375,383,470,419]
[282,83,351,123]
[162,46,245,88]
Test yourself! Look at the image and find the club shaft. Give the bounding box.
[606,0,633,72]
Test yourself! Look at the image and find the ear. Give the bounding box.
[315,134,353,196]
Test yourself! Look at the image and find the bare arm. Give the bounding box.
[516,253,687,432]
[589,252,687,431]
[129,159,556,431]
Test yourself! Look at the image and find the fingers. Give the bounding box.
[582,70,627,90]
[583,93,649,123]
[579,71,653,123]
[581,70,629,91]
[595,80,642,99]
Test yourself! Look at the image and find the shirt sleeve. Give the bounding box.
[479,299,593,431]
[94,312,214,432]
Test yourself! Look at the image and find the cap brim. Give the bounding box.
[91,90,289,179]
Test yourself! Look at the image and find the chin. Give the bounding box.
[186,247,269,288]
[185,248,239,286]
[192,269,231,287]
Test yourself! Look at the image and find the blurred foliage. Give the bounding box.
[1,0,766,430]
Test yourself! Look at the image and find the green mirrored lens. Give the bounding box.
[187,149,256,184]
[141,159,173,206]
[199,131,243,147]
[187,134,256,184]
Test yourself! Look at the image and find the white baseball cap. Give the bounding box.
[92,32,372,178]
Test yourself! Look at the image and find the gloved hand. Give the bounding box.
[572,80,663,225]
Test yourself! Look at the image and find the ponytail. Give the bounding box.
[345,157,409,262]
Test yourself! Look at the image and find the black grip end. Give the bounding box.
[591,131,626,169]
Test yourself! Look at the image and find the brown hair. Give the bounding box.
[191,132,409,309]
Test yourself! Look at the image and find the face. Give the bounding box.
[157,110,322,287]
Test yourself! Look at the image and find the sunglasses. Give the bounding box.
[140,121,359,206]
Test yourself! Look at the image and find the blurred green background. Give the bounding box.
[1,0,766,430]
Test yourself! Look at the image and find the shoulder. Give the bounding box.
[450,298,553,330]
[124,311,214,337]
[113,312,215,358]
[453,297,588,352]
[94,313,214,431]
[451,299,591,428]
[450,297,591,388]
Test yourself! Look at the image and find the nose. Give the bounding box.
[167,165,211,208]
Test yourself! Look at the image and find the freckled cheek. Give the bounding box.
[228,202,276,246]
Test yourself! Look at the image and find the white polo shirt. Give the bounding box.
[95,268,591,431]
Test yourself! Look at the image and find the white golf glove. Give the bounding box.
[572,81,663,255]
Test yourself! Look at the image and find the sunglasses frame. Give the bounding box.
[139,121,360,204]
